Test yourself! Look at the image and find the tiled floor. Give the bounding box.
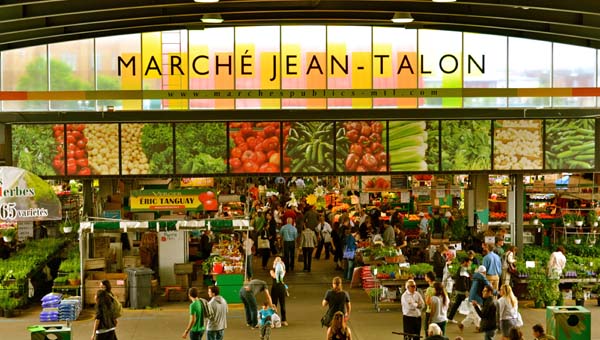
[4,255,600,339]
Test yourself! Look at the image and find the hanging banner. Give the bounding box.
[0,167,62,221]
[129,189,218,211]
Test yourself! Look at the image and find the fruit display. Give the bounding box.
[336,121,386,172]
[545,118,595,170]
[494,120,542,170]
[286,121,335,172]
[228,122,288,173]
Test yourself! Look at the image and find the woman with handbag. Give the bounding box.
[502,246,518,286]
[343,227,357,281]
[265,211,278,256]
[270,257,288,326]
[258,225,272,270]
[498,284,520,340]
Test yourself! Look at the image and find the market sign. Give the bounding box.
[129,189,217,212]
[0,167,62,221]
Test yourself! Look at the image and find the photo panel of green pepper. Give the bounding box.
[441,120,491,171]
[12,124,63,176]
[228,122,283,174]
[175,123,227,174]
[545,118,595,170]
[388,121,434,172]
[286,121,334,173]
[493,119,543,170]
[336,121,386,173]
[121,123,173,175]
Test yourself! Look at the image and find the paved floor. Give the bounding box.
[4,255,600,340]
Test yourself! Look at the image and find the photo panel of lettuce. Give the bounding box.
[493,120,543,170]
[545,118,595,170]
[121,123,173,175]
[175,123,227,174]
[441,120,491,171]
[335,121,386,173]
[388,121,438,172]
[12,124,63,176]
[287,121,335,173]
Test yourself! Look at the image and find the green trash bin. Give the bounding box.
[546,306,591,340]
[28,324,71,340]
[216,273,244,303]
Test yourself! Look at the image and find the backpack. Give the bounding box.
[199,298,213,323]
[110,294,123,319]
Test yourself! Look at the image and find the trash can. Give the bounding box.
[125,267,154,309]
[546,306,591,340]
[28,324,71,340]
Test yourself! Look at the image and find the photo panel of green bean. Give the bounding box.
[493,120,543,170]
[120,123,173,175]
[175,123,227,174]
[441,120,492,171]
[388,121,437,172]
[12,124,64,176]
[228,122,283,174]
[336,121,386,173]
[545,118,595,170]
[286,121,334,173]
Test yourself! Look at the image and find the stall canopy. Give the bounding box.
[79,218,250,233]
[0,166,61,221]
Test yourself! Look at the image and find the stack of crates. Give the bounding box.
[361,266,375,289]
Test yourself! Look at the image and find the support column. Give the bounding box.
[465,174,489,230]
[82,179,93,218]
[509,174,524,250]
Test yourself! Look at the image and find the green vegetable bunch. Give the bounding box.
[141,123,174,174]
[175,123,227,174]
[12,124,58,176]
[441,120,491,171]
[287,122,335,172]
[545,118,594,170]
[387,121,428,171]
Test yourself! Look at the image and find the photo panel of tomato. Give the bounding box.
[70,123,119,176]
[121,123,173,175]
[494,120,543,170]
[362,175,391,191]
[175,123,227,174]
[285,121,334,173]
[228,122,283,174]
[12,124,64,176]
[545,118,594,170]
[336,121,386,173]
[388,121,439,172]
[441,120,491,171]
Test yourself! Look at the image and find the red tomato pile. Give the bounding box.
[52,124,91,176]
[228,122,291,173]
[343,121,386,172]
[198,191,218,211]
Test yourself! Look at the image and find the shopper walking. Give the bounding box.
[498,284,519,340]
[482,243,502,291]
[182,287,204,340]
[270,257,288,326]
[315,215,333,260]
[401,279,425,340]
[326,311,352,340]
[501,246,517,286]
[242,232,254,279]
[91,289,119,340]
[472,285,498,340]
[343,227,357,281]
[206,285,227,340]
[429,282,449,335]
[448,257,471,324]
[423,271,437,334]
[265,211,278,256]
[279,217,298,272]
[239,279,273,328]
[322,276,351,327]
[300,226,317,272]
[257,226,271,270]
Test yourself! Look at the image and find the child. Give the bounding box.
[258,301,276,340]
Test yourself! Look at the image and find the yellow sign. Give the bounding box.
[130,189,207,211]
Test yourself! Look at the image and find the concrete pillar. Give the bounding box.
[509,174,524,250]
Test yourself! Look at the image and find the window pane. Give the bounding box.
[553,43,596,107]
[508,38,551,107]
[463,33,507,108]
[2,45,48,111]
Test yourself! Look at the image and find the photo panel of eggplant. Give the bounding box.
[286,121,334,173]
[441,120,491,171]
[121,123,173,175]
[388,121,438,172]
[545,118,595,170]
[228,122,283,174]
[175,123,227,174]
[494,120,543,170]
[336,121,386,173]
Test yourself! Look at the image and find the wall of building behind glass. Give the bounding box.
[0,26,597,111]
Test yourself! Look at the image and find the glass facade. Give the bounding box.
[2,26,600,111]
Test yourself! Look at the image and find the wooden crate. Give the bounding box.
[174,263,194,275]
[84,272,128,305]
[123,256,141,268]
[85,258,106,270]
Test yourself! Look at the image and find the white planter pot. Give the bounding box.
[594,222,598,227]
[576,221,584,227]
[63,226,73,233]
[575,239,582,244]
[533,219,540,225]
[2,236,12,242]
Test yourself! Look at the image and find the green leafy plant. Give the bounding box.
[1,228,16,239]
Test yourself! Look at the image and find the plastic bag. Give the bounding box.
[458,299,470,315]
[515,312,523,327]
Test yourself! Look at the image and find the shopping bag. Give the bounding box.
[258,238,270,249]
[458,299,470,315]
[515,312,523,327]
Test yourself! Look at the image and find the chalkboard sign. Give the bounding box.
[391,175,409,190]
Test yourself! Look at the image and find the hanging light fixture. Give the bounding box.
[195,0,219,3]
[201,13,224,23]
[432,0,457,2]
[391,12,414,24]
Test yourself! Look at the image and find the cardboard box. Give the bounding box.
[123,256,141,268]
[175,274,190,288]
[84,258,106,270]
[174,263,194,275]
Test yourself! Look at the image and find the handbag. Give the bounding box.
[258,238,270,249]
[320,310,333,327]
[343,247,355,260]
[508,262,517,275]
[515,311,523,327]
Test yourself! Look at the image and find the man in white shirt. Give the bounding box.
[315,215,333,260]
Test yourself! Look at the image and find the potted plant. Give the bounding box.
[564,214,576,227]
[572,283,585,306]
[531,213,540,226]
[1,228,16,242]
[60,220,75,234]
[67,272,81,286]
[576,214,585,227]
[588,210,598,227]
